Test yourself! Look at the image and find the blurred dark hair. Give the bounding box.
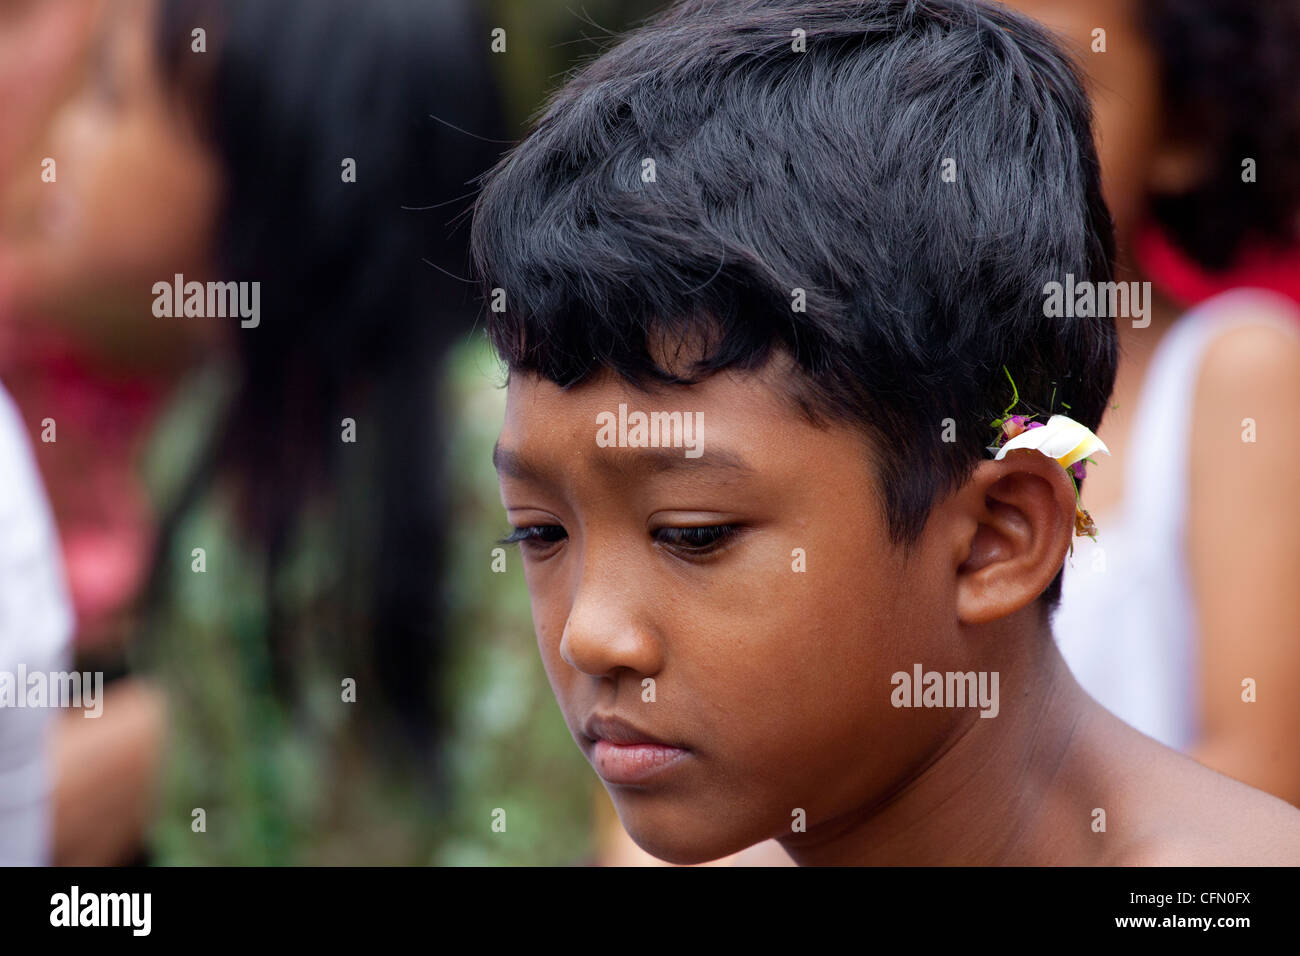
[1141,0,1300,271]
[145,0,504,777]
[472,0,1117,610]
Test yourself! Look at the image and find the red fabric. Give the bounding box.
[1136,220,1300,310]
[0,323,164,650]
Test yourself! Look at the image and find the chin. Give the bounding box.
[618,806,766,866]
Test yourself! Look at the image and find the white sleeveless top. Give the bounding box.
[0,383,73,864]
[1052,288,1300,752]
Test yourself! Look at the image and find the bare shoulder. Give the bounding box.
[1195,301,1300,401]
[1114,749,1300,866]
[1188,304,1300,486]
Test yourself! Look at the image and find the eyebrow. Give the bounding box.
[492,440,755,482]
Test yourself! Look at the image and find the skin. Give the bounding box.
[0,0,221,371]
[1005,0,1300,807]
[0,0,102,187]
[495,354,1300,864]
[610,2,1300,860]
[51,681,167,865]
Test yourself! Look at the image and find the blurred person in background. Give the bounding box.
[1002,0,1300,803]
[0,0,167,867]
[1,0,505,862]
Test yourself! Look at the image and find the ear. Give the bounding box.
[947,450,1078,626]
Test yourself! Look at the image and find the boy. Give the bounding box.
[473,0,1300,864]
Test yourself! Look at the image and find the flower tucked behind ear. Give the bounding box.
[985,369,1106,543]
[993,414,1110,469]
[991,413,1108,544]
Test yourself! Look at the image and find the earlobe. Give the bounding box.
[952,455,1076,626]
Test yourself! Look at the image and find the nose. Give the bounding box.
[558,551,664,679]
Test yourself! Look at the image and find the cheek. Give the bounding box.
[0,3,92,170]
[1092,93,1161,250]
[102,126,218,273]
[521,562,578,701]
[1081,44,1164,253]
[50,105,218,281]
[681,531,917,786]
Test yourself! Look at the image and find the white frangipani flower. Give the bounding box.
[993,414,1109,470]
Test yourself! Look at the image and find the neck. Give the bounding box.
[779,624,1113,865]
[1104,283,1182,429]
[1115,259,1182,356]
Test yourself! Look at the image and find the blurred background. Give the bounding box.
[0,0,667,866]
[1,0,1297,866]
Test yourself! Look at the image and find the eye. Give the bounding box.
[498,524,568,554]
[654,524,740,556]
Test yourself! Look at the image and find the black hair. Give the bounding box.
[145,0,504,771]
[472,0,1118,609]
[1139,0,1300,271]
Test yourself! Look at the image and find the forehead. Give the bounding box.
[500,366,763,458]
[495,360,879,496]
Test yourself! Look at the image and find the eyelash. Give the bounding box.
[657,525,739,552]
[498,524,740,557]
[497,525,567,548]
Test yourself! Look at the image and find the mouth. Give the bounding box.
[581,713,691,785]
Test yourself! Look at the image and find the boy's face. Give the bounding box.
[494,356,970,863]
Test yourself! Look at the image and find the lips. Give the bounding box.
[581,713,691,785]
